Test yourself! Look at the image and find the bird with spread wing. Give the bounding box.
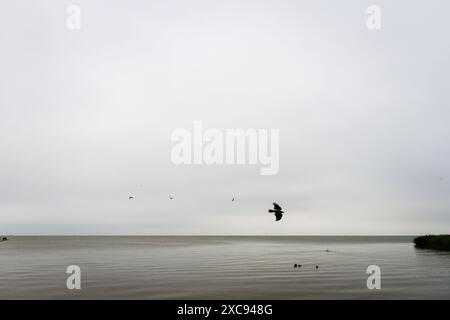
[268,202,284,221]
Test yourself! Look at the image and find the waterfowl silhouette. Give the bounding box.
[129,196,134,200]
[268,202,284,221]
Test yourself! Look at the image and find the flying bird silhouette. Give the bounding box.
[169,195,174,200]
[129,196,134,200]
[268,202,284,221]
[232,198,235,202]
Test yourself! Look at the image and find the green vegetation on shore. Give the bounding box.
[414,235,450,251]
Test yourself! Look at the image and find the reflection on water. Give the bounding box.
[0,236,449,299]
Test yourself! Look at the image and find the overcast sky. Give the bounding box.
[1,0,449,235]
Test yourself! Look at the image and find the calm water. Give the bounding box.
[0,236,449,299]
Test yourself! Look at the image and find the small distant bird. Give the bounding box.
[315,265,319,270]
[294,264,298,268]
[268,202,284,221]
[298,264,302,268]
[129,196,134,200]
[232,198,235,202]
[169,195,174,200]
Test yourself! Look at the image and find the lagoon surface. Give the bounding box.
[0,236,449,299]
